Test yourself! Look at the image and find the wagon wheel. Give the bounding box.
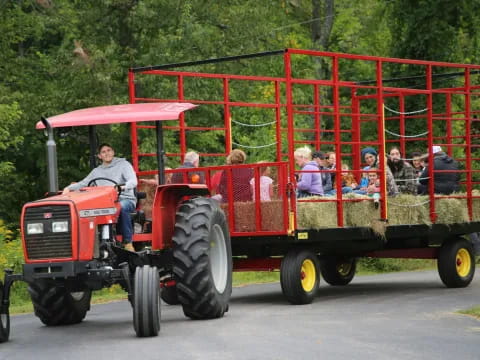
[437,238,475,288]
[280,248,320,305]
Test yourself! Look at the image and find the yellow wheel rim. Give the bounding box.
[337,262,352,276]
[301,259,316,292]
[456,248,471,277]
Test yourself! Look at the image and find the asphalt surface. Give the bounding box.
[2,270,480,360]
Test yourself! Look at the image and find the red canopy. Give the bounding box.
[36,102,197,129]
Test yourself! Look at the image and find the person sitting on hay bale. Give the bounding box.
[355,147,398,196]
[418,145,460,195]
[387,146,417,194]
[250,161,274,201]
[171,151,205,184]
[294,146,324,198]
[366,167,381,209]
[341,163,358,192]
[217,149,253,202]
[409,151,425,180]
[312,151,334,196]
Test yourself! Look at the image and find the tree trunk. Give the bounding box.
[311,0,335,79]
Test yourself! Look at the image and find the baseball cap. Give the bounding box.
[312,151,326,159]
[432,145,442,154]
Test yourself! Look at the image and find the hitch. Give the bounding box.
[1,269,24,343]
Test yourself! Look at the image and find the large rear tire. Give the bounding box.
[280,249,320,305]
[320,256,356,286]
[0,283,10,343]
[437,239,475,288]
[133,265,161,337]
[173,197,232,319]
[28,280,91,326]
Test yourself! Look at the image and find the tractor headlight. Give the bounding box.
[52,221,69,233]
[27,223,44,234]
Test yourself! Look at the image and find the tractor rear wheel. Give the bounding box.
[28,280,91,326]
[280,248,320,305]
[0,283,10,343]
[320,256,357,286]
[133,265,161,337]
[438,239,475,288]
[173,197,232,319]
[161,286,180,305]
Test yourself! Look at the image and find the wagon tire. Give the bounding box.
[280,248,320,305]
[438,239,475,288]
[320,256,356,286]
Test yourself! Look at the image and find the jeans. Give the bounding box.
[118,199,136,243]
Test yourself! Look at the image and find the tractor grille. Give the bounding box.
[24,205,73,260]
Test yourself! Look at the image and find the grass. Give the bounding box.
[458,306,480,319]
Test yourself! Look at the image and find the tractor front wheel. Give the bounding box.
[280,249,320,305]
[173,197,232,319]
[438,239,475,288]
[28,280,91,326]
[0,282,10,343]
[133,265,161,337]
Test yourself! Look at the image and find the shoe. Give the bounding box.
[124,243,135,252]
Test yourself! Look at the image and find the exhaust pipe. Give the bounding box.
[40,117,58,193]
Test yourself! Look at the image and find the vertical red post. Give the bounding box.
[464,68,473,220]
[224,78,232,155]
[446,93,453,158]
[351,87,361,180]
[178,75,186,162]
[128,70,140,172]
[284,50,297,233]
[332,56,343,227]
[376,60,387,221]
[399,95,406,158]
[314,84,320,150]
[426,65,436,223]
[275,81,282,162]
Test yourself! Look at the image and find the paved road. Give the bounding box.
[2,270,480,360]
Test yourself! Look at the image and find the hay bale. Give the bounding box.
[221,200,285,232]
[435,196,469,224]
[387,194,431,226]
[297,197,338,229]
[343,194,380,228]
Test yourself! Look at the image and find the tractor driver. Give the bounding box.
[62,143,137,252]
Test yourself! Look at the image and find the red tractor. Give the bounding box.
[0,102,233,342]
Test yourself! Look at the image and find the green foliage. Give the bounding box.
[0,231,29,308]
[358,258,436,273]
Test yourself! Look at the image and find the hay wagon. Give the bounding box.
[129,48,480,304]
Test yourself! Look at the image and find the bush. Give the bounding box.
[0,224,29,307]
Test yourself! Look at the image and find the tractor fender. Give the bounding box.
[151,184,209,250]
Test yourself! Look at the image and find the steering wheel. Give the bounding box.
[87,177,122,196]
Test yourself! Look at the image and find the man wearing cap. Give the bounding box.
[418,146,460,195]
[312,151,334,195]
[171,151,205,185]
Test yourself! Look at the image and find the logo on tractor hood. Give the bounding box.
[79,207,117,218]
[43,212,53,219]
